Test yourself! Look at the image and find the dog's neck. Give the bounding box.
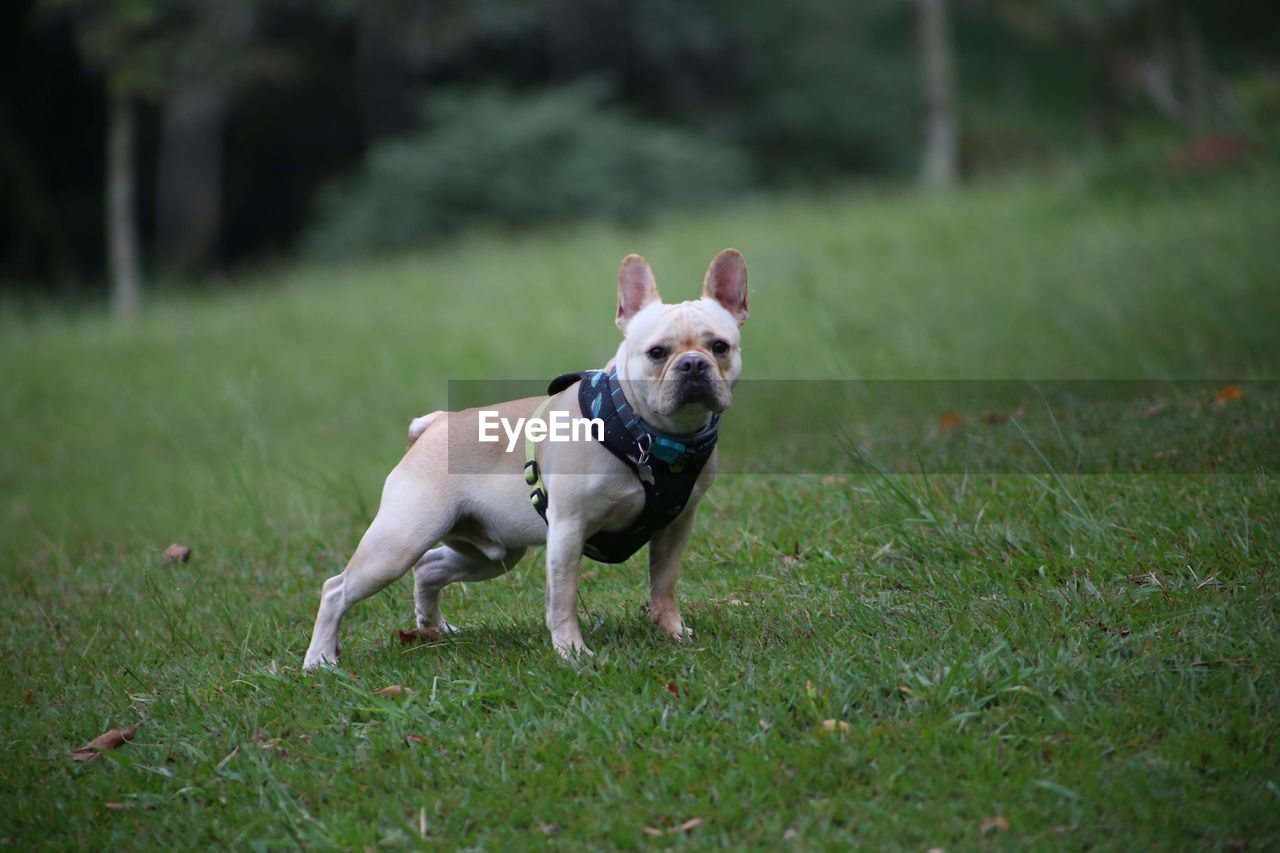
[612,346,716,436]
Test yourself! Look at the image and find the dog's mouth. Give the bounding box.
[666,377,728,414]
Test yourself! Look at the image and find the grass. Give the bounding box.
[1,165,1278,848]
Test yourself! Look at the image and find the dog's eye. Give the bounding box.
[710,339,730,355]
[647,346,668,361]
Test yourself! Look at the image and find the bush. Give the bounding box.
[305,85,751,257]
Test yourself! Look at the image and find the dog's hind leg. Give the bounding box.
[303,471,455,671]
[412,543,527,633]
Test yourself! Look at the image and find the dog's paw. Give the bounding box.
[302,649,338,672]
[661,622,693,642]
[416,618,460,635]
[649,608,691,642]
[553,637,595,659]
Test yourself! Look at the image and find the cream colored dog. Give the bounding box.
[303,249,748,669]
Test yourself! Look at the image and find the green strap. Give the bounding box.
[524,395,555,512]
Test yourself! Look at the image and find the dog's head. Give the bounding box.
[613,249,748,434]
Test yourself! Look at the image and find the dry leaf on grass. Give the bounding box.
[642,818,704,836]
[69,723,140,761]
[404,734,426,746]
[938,411,964,431]
[537,822,557,836]
[1213,384,1245,405]
[397,626,443,644]
[664,682,680,697]
[781,554,803,569]
[376,685,411,697]
[981,815,1010,834]
[759,718,771,732]
[162,544,191,563]
[820,719,851,733]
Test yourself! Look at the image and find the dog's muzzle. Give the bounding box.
[670,355,724,409]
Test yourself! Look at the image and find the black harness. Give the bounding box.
[524,366,720,563]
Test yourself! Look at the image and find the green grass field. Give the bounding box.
[2,167,1278,848]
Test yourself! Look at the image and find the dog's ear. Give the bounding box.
[617,254,660,331]
[702,248,748,326]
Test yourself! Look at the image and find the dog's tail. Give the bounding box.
[407,411,443,447]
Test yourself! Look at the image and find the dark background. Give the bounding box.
[2,0,1278,297]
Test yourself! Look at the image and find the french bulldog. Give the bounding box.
[303,249,748,669]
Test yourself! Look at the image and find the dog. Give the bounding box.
[303,249,748,669]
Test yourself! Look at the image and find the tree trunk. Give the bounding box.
[1176,0,1211,135]
[156,79,228,273]
[106,88,141,321]
[918,0,957,190]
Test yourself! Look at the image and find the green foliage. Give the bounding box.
[305,85,750,257]
[720,0,918,181]
[39,0,186,96]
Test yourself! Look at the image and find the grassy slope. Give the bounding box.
[1,168,1278,848]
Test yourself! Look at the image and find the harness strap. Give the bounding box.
[523,395,554,515]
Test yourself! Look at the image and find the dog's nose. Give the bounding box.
[675,354,710,376]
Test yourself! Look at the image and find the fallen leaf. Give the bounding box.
[664,682,680,697]
[537,822,557,836]
[759,718,771,732]
[397,626,443,644]
[676,818,704,833]
[783,827,800,841]
[938,411,964,431]
[376,685,411,697]
[70,723,141,761]
[162,543,191,563]
[781,554,802,569]
[981,815,1010,834]
[1213,384,1245,405]
[105,802,127,811]
[820,719,851,733]
[642,826,664,837]
[404,734,426,746]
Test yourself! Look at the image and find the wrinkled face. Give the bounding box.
[613,249,749,430]
[620,300,741,418]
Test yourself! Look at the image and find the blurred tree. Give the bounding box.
[984,0,1227,143]
[154,3,257,275]
[41,0,183,320]
[918,0,957,188]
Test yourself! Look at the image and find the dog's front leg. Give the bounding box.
[647,502,698,641]
[544,515,592,657]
